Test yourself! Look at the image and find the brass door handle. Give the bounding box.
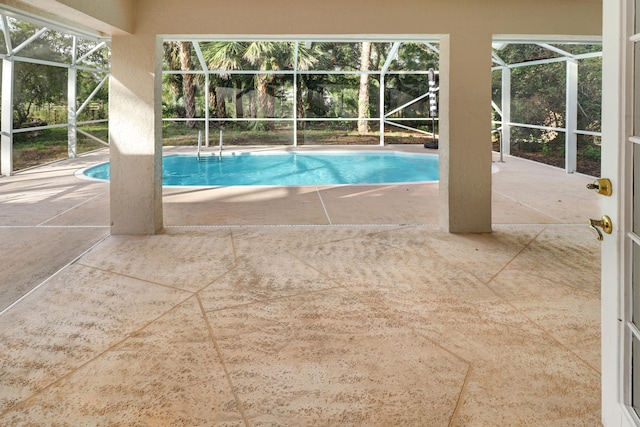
[589,215,613,241]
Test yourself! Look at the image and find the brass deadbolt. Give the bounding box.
[586,178,612,196]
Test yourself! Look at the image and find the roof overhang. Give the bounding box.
[0,0,132,38]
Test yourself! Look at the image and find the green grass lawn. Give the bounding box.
[9,125,108,171]
[161,122,432,147]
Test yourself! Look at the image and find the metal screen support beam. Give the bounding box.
[68,36,77,158]
[501,66,511,157]
[1,57,13,175]
[12,27,48,56]
[1,14,13,175]
[293,41,299,147]
[379,73,385,146]
[68,66,77,157]
[205,72,210,147]
[565,59,578,173]
[1,14,12,54]
[76,74,108,116]
[76,41,106,64]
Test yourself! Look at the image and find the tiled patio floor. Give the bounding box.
[0,146,602,426]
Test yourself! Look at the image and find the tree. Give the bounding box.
[208,75,228,122]
[203,41,310,128]
[358,42,372,134]
[75,39,110,122]
[299,42,360,120]
[13,62,65,128]
[373,42,438,134]
[244,42,306,127]
[178,41,197,128]
[202,41,250,119]
[244,42,276,122]
[8,21,69,128]
[163,42,183,106]
[577,56,602,132]
[491,43,602,172]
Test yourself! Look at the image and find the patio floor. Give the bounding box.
[0,146,602,426]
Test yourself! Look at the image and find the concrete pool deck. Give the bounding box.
[0,146,602,425]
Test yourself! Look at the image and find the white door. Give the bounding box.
[602,0,640,425]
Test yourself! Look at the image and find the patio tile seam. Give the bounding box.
[195,293,250,426]
[479,227,548,289]
[74,262,209,295]
[484,294,602,376]
[315,186,333,225]
[374,228,527,288]
[337,283,473,367]
[492,189,568,224]
[285,248,345,279]
[0,293,199,419]
[485,267,601,374]
[449,364,474,427]
[495,268,600,296]
[282,229,525,368]
[229,229,239,264]
[279,225,421,253]
[337,278,601,421]
[36,190,109,226]
[479,227,602,376]
[192,265,243,296]
[198,283,473,425]
[0,234,110,317]
[183,231,241,295]
[426,226,587,362]
[198,285,346,315]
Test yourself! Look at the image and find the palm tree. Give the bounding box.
[358,42,372,134]
[202,42,320,129]
[244,42,276,121]
[163,42,182,105]
[244,42,308,125]
[202,42,250,119]
[295,42,320,128]
[178,41,197,128]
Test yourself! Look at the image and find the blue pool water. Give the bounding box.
[81,151,439,186]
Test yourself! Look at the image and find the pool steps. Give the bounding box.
[196,130,223,162]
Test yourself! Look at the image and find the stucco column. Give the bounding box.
[439,32,492,233]
[109,34,163,234]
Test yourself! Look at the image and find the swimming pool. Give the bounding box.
[80,151,440,186]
